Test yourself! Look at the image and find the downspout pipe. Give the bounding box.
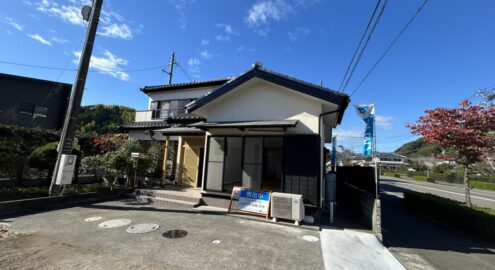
[317,108,340,230]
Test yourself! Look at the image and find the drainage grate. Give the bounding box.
[162,230,187,239]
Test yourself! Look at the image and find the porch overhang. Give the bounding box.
[188,120,298,131]
[155,127,205,136]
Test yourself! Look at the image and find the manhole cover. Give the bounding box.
[98,219,132,228]
[162,230,187,239]
[302,235,319,242]
[126,223,160,234]
[84,216,102,222]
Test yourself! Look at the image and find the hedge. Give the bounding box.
[470,181,495,192]
[404,191,495,242]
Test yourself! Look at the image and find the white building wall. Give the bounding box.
[196,79,323,134]
[147,86,218,110]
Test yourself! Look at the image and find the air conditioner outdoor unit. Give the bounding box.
[271,192,305,225]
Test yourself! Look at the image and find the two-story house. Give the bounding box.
[124,62,350,208]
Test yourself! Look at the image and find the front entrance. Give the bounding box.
[178,136,205,187]
[261,137,283,191]
[203,135,319,205]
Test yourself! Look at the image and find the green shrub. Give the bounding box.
[394,173,401,178]
[470,181,495,192]
[446,173,457,183]
[406,171,413,177]
[412,175,427,181]
[404,192,495,242]
[427,177,435,183]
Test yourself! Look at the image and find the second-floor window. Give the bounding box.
[150,99,195,119]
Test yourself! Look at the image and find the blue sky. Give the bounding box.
[1,0,494,152]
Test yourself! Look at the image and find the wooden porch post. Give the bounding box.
[161,138,169,186]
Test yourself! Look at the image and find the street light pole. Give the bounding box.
[49,0,103,196]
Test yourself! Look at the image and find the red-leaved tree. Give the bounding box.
[407,100,495,207]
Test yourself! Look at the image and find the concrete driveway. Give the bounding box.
[0,199,324,270]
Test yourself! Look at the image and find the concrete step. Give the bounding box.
[136,195,200,208]
[134,189,201,204]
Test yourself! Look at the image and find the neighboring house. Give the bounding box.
[408,157,451,169]
[376,153,409,171]
[125,63,350,208]
[0,73,71,129]
[349,153,410,171]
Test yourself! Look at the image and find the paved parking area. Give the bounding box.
[0,199,323,270]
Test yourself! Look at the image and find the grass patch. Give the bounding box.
[412,175,428,181]
[0,183,115,202]
[404,191,495,242]
[470,181,495,192]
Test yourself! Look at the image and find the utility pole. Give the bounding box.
[48,0,103,196]
[162,51,177,85]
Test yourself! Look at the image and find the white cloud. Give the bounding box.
[98,24,133,40]
[375,115,394,130]
[36,1,86,26]
[245,0,319,35]
[73,50,129,81]
[188,58,201,67]
[288,27,310,41]
[246,0,293,27]
[2,17,24,31]
[35,0,135,40]
[199,49,212,60]
[5,30,12,35]
[169,0,194,30]
[215,34,231,42]
[28,33,52,46]
[216,23,239,36]
[201,39,209,46]
[51,36,68,44]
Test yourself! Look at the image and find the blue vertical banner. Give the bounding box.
[354,104,375,156]
[331,135,337,167]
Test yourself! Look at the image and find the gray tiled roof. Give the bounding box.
[141,78,231,93]
[121,121,169,130]
[167,113,205,122]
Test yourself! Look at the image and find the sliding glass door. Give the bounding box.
[242,137,263,189]
[223,137,242,192]
[205,137,224,191]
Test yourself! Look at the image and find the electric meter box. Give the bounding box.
[55,154,77,185]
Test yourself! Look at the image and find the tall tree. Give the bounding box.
[407,100,495,207]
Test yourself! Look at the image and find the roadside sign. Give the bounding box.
[228,187,271,218]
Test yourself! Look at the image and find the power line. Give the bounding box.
[350,0,429,97]
[177,62,193,82]
[0,59,166,73]
[338,0,383,92]
[341,0,387,93]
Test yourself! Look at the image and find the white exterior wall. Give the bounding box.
[195,79,323,134]
[147,86,218,110]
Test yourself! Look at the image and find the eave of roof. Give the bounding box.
[188,120,298,129]
[186,65,350,124]
[121,121,169,130]
[155,127,205,135]
[141,78,231,94]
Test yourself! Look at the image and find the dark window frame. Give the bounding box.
[150,98,195,119]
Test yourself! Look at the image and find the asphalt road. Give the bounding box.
[380,178,495,270]
[380,176,495,209]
